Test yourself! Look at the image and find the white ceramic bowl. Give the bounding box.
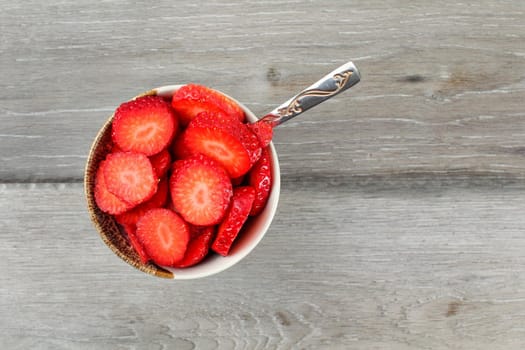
[85,85,280,279]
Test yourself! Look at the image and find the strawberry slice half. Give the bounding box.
[94,160,134,215]
[172,226,215,268]
[178,127,251,178]
[121,223,150,264]
[190,111,262,165]
[170,154,233,226]
[248,147,272,216]
[136,208,190,267]
[177,113,255,178]
[103,152,157,206]
[115,177,169,226]
[248,120,274,148]
[149,148,172,178]
[112,95,177,156]
[212,186,256,256]
[171,84,245,126]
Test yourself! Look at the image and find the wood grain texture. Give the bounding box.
[2,0,525,348]
[1,0,525,181]
[3,182,525,349]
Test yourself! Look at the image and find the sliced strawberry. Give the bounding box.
[112,95,177,156]
[173,226,215,268]
[212,186,256,256]
[178,128,251,178]
[238,126,263,165]
[170,154,232,226]
[115,177,169,226]
[136,208,190,267]
[231,174,245,187]
[248,119,274,148]
[149,148,172,178]
[171,84,245,126]
[177,114,253,178]
[121,223,150,264]
[248,147,272,216]
[190,111,262,165]
[103,152,157,206]
[94,160,134,215]
[110,142,125,153]
[186,224,205,240]
[171,133,192,160]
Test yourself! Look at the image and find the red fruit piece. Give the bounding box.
[248,120,274,148]
[103,152,157,206]
[171,134,192,160]
[171,84,245,126]
[149,148,172,178]
[121,223,150,264]
[248,147,272,216]
[231,174,245,187]
[136,208,190,267]
[112,95,177,156]
[94,160,134,215]
[170,154,233,226]
[191,111,262,165]
[115,177,169,226]
[212,186,256,256]
[178,128,250,178]
[173,226,215,268]
[177,113,254,178]
[110,142,125,153]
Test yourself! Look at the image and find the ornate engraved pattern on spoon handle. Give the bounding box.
[277,71,353,117]
[262,62,361,126]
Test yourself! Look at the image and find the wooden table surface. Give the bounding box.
[2,1,525,349]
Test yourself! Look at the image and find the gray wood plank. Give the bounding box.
[3,0,525,348]
[1,1,525,181]
[3,181,525,349]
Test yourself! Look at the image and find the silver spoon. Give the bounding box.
[256,61,361,127]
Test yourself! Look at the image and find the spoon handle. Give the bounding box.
[260,61,361,126]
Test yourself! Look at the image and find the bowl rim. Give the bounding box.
[84,85,280,279]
